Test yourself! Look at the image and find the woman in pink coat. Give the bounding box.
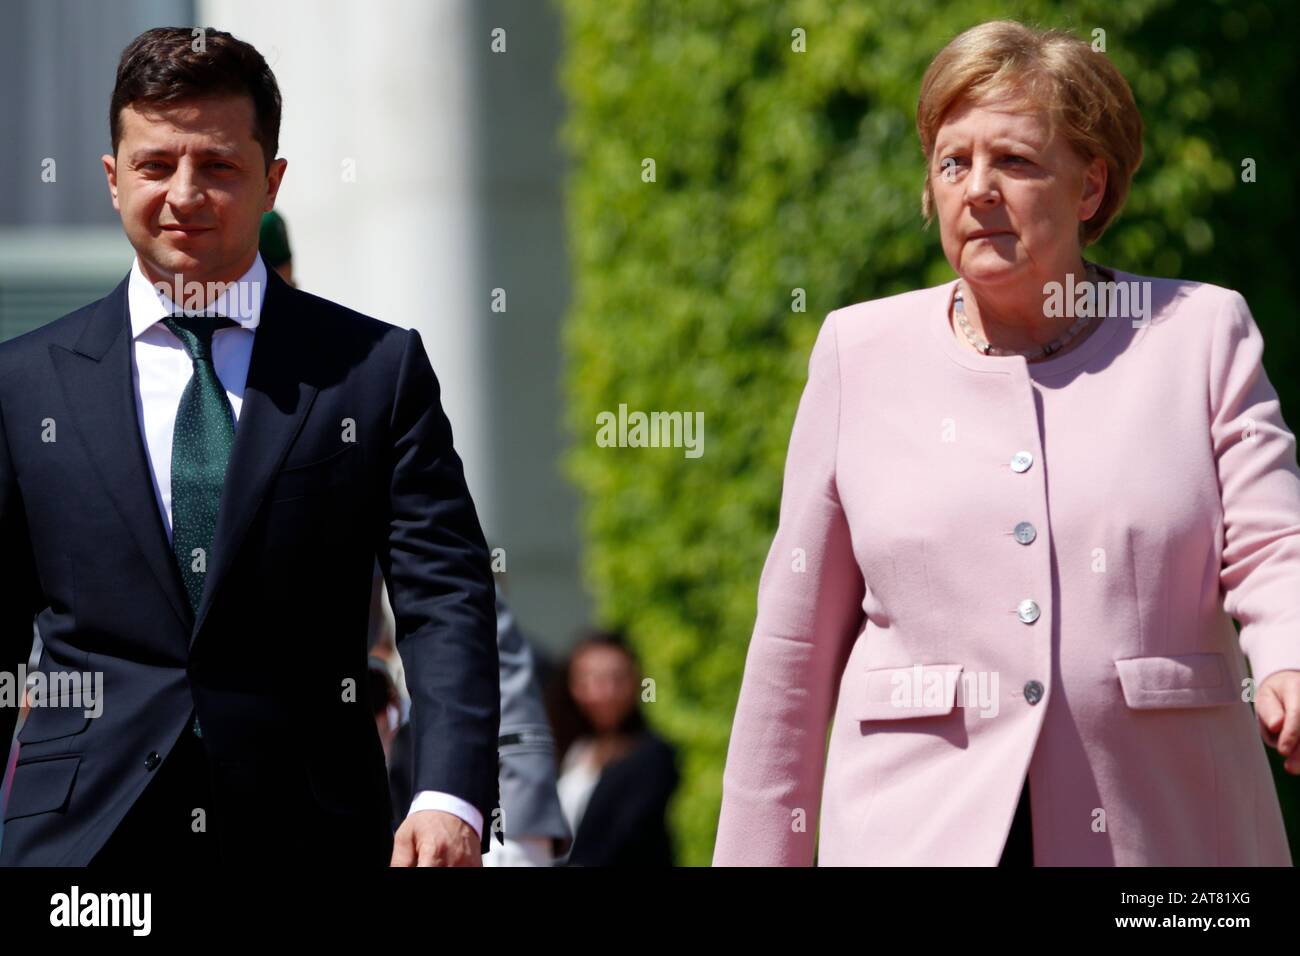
[714,20,1300,866]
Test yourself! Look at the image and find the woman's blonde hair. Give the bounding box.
[916,20,1144,245]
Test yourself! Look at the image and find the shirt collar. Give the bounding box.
[127,252,267,340]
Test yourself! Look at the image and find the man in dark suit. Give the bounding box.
[0,26,500,867]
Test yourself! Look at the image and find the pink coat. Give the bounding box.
[713,266,1300,865]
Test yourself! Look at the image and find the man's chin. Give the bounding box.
[144,248,198,273]
[140,248,221,287]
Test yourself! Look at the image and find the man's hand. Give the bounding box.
[1256,670,1300,774]
[390,809,482,867]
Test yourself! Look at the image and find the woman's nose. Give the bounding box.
[964,159,1001,206]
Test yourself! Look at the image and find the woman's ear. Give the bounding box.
[1079,156,1107,223]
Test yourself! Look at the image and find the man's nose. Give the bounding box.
[167,163,206,214]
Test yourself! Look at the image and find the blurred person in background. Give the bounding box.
[259,209,295,287]
[369,655,404,765]
[548,630,679,866]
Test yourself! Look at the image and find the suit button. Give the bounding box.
[1024,681,1044,705]
[145,751,161,771]
[1010,451,1034,472]
[1014,521,1036,544]
[1017,599,1040,623]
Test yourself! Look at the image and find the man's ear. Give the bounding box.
[264,157,288,211]
[102,153,120,212]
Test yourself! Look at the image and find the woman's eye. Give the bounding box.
[1003,155,1028,164]
[937,157,966,181]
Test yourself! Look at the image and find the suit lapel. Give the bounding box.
[50,275,194,635]
[50,267,322,648]
[191,266,320,644]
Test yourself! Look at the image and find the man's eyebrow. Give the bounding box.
[128,146,241,161]
[193,146,241,159]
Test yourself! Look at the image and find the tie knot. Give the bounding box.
[163,314,240,361]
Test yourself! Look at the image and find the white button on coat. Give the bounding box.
[1018,599,1041,623]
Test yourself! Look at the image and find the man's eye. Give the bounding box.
[210,162,234,170]
[1003,155,1029,164]
[140,161,167,170]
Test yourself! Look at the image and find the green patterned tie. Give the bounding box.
[163,313,239,738]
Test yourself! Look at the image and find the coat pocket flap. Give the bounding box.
[3,754,81,821]
[853,663,965,720]
[15,699,93,744]
[1114,653,1240,709]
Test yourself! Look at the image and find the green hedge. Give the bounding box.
[557,0,1299,866]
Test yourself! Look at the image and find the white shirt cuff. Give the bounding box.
[407,790,484,840]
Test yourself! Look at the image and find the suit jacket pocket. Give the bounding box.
[1114,653,1240,709]
[852,663,965,720]
[267,443,358,503]
[15,697,93,744]
[3,754,81,821]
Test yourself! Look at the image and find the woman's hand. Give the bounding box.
[1256,670,1300,773]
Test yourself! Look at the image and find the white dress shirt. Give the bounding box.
[555,737,601,836]
[126,253,483,842]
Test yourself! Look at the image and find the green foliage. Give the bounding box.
[556,0,1299,865]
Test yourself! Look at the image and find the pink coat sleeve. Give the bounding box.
[1211,290,1300,688]
[713,312,866,866]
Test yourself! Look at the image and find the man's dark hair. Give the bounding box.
[110,26,282,169]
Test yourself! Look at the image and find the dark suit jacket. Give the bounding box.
[565,730,678,867]
[0,265,500,865]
